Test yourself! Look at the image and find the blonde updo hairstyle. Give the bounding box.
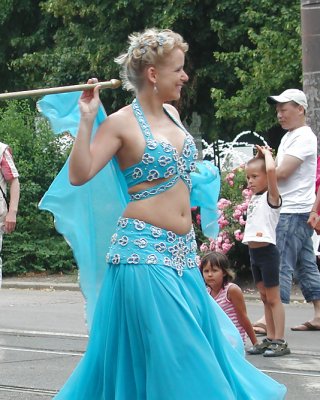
[115,28,188,92]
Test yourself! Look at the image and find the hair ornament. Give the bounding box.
[156,34,165,46]
[128,34,166,58]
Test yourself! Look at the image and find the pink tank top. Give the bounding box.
[211,283,247,343]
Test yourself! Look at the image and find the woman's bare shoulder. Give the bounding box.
[163,103,181,119]
[99,104,134,133]
[108,104,132,122]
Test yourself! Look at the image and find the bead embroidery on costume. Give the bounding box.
[130,175,179,201]
[106,217,198,276]
[123,99,198,201]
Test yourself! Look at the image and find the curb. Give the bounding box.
[243,292,305,303]
[1,281,80,291]
[1,280,306,302]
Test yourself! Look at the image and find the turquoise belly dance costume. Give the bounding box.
[40,96,286,399]
[106,99,199,278]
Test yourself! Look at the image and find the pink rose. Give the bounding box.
[200,243,209,252]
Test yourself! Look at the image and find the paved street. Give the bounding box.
[0,287,319,399]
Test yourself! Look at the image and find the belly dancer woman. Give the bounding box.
[53,28,286,399]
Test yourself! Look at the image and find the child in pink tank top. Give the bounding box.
[200,251,258,346]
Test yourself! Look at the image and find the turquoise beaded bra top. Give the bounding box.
[122,98,198,201]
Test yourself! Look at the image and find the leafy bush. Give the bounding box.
[194,166,252,274]
[0,100,75,276]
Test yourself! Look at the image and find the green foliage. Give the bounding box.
[6,0,222,135]
[220,168,247,204]
[0,100,75,275]
[211,0,301,134]
[1,0,303,142]
[0,0,47,92]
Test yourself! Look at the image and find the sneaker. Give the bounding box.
[263,340,291,357]
[247,338,272,355]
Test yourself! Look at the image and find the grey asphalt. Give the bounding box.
[0,276,320,399]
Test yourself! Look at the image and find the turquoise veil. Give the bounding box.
[38,92,129,330]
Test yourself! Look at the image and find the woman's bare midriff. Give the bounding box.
[123,179,192,235]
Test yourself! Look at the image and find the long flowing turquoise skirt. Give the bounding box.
[54,219,286,399]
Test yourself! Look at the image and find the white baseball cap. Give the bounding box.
[267,89,308,110]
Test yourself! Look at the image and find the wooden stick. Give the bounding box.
[0,79,122,100]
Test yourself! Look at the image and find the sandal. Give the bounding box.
[263,340,291,357]
[247,338,272,355]
[252,322,267,336]
[291,321,320,331]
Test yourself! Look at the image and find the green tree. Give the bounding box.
[211,0,301,135]
[0,100,75,275]
[0,0,58,94]
[9,0,222,135]
[3,0,302,141]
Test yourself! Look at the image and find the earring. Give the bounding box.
[153,84,158,94]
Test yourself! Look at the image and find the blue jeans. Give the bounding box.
[276,213,320,303]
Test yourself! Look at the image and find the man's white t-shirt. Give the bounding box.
[276,125,316,213]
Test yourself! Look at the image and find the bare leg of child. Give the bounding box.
[264,285,285,340]
[256,282,275,339]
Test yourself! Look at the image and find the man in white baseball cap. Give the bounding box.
[253,88,320,334]
[267,88,308,110]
